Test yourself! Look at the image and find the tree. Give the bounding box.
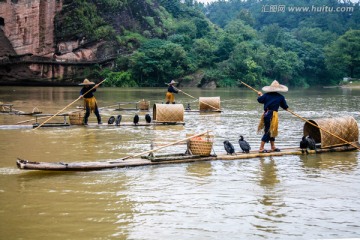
[129,39,189,86]
[263,46,304,85]
[325,29,360,79]
[189,38,216,68]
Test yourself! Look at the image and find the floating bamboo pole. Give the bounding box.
[111,130,212,162]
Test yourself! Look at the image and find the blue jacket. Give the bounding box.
[257,92,288,111]
[167,85,178,93]
[80,87,96,98]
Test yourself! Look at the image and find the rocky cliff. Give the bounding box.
[0,0,171,85]
[0,0,62,56]
[0,0,65,84]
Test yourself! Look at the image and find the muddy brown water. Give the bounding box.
[1,86,360,239]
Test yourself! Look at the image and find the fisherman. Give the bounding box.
[165,80,180,104]
[79,78,102,125]
[257,80,288,153]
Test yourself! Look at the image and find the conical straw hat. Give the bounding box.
[79,78,95,85]
[262,80,288,92]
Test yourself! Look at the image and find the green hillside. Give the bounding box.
[54,0,360,88]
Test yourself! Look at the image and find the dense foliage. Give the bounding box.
[55,0,360,88]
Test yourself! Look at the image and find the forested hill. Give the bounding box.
[201,0,360,87]
[56,0,360,88]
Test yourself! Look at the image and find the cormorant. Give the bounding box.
[115,115,122,126]
[300,135,317,154]
[223,140,235,155]
[133,114,139,125]
[108,116,115,124]
[239,135,251,153]
[145,114,151,123]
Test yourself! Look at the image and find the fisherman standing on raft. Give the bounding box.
[166,80,181,104]
[79,79,102,125]
[257,80,288,153]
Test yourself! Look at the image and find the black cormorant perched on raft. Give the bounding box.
[300,135,317,154]
[223,140,235,155]
[239,135,251,153]
[115,115,122,126]
[145,114,151,123]
[108,116,115,124]
[133,114,139,125]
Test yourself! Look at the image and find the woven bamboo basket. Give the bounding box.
[199,97,221,111]
[139,99,150,110]
[153,104,184,123]
[186,133,214,156]
[69,111,85,125]
[303,116,359,148]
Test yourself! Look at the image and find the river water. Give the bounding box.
[0,86,360,239]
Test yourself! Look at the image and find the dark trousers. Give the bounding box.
[261,110,275,143]
[84,106,101,124]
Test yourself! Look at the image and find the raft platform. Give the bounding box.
[185,110,222,113]
[0,121,185,129]
[16,144,358,171]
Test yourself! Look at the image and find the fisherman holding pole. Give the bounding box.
[79,78,102,125]
[33,78,106,130]
[165,80,181,104]
[241,80,360,151]
[256,80,289,153]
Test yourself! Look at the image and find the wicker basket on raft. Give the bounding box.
[153,104,184,123]
[68,111,85,125]
[139,99,150,110]
[199,97,221,111]
[303,116,359,148]
[186,133,214,156]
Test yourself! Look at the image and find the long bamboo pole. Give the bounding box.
[16,116,49,125]
[33,79,107,130]
[240,80,360,150]
[240,81,260,94]
[110,130,212,162]
[169,84,221,111]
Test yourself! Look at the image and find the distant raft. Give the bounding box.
[303,116,359,148]
[153,104,184,123]
[199,97,221,111]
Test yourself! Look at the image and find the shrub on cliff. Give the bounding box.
[55,0,115,41]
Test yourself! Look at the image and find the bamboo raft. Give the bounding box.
[16,144,358,171]
[0,121,185,129]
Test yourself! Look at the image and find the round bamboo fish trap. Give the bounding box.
[139,99,150,110]
[199,97,221,111]
[303,116,359,148]
[69,111,85,125]
[187,133,214,156]
[153,104,184,123]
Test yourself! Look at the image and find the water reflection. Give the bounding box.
[254,157,286,236]
[186,161,213,178]
[300,151,358,172]
[259,157,279,187]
